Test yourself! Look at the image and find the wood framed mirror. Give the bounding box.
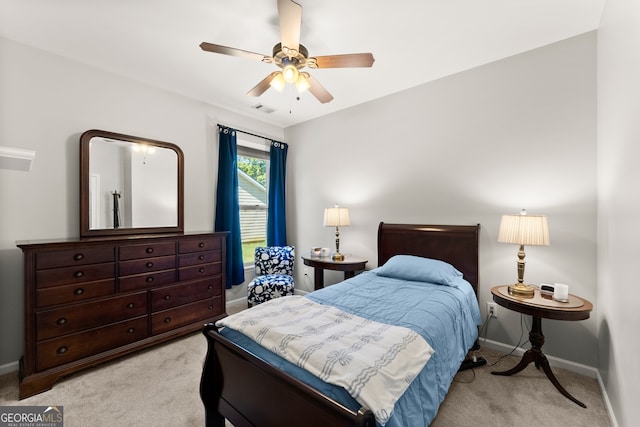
[80,129,184,238]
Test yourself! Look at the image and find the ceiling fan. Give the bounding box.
[200,0,374,104]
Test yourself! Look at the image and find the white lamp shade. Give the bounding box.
[323,207,350,227]
[282,64,299,83]
[295,73,311,93]
[498,214,550,246]
[269,73,286,92]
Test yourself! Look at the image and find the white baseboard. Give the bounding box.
[480,338,618,427]
[595,370,619,427]
[226,296,248,306]
[0,360,18,376]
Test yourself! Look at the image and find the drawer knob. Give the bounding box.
[164,317,171,324]
[146,262,154,268]
[199,268,205,274]
[73,253,84,261]
[164,295,171,300]
[74,271,84,278]
[56,318,67,326]
[127,328,135,334]
[127,303,135,309]
[207,285,213,291]
[198,255,205,260]
[208,305,213,311]
[146,276,154,283]
[57,346,67,355]
[74,288,84,295]
[198,242,205,248]
[146,247,154,254]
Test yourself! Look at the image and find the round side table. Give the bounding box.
[301,255,367,290]
[490,285,593,408]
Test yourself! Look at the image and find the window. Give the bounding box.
[237,140,269,265]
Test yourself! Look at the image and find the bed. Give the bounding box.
[200,222,481,427]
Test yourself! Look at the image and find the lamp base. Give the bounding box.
[332,252,345,261]
[508,283,535,298]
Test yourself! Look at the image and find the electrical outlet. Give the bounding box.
[487,302,498,318]
[303,267,309,276]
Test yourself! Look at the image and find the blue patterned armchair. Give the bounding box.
[247,246,295,307]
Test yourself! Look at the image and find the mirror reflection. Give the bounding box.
[89,138,178,229]
[80,130,184,238]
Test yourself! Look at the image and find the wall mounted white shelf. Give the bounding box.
[0,146,36,171]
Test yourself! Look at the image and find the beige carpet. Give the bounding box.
[0,302,611,427]
[430,348,611,427]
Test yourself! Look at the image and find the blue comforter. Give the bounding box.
[220,269,480,426]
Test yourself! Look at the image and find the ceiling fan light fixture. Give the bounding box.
[282,64,299,83]
[269,72,287,92]
[200,0,373,104]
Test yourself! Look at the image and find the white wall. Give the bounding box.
[597,0,640,425]
[0,36,283,368]
[286,32,598,366]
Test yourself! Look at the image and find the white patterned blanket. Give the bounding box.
[216,295,434,424]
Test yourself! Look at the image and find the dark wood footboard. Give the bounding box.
[200,323,376,427]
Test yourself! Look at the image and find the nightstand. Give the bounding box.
[490,285,593,408]
[301,255,367,290]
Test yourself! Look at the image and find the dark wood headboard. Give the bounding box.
[377,222,480,293]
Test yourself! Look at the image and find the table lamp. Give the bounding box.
[323,205,350,261]
[498,210,550,298]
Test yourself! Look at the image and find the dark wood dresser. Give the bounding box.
[17,232,227,399]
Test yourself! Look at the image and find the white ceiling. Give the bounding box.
[0,0,605,128]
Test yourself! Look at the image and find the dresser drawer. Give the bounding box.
[36,292,148,341]
[178,250,221,268]
[178,237,221,254]
[119,255,176,276]
[35,246,115,270]
[119,270,176,293]
[36,279,115,308]
[151,297,222,335]
[178,262,221,281]
[36,262,115,289]
[119,242,175,261]
[151,276,222,311]
[36,316,148,371]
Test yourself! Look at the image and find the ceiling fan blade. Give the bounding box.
[247,72,281,97]
[304,74,334,104]
[308,53,375,68]
[200,42,271,62]
[277,0,302,55]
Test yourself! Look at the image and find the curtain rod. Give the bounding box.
[218,123,282,144]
